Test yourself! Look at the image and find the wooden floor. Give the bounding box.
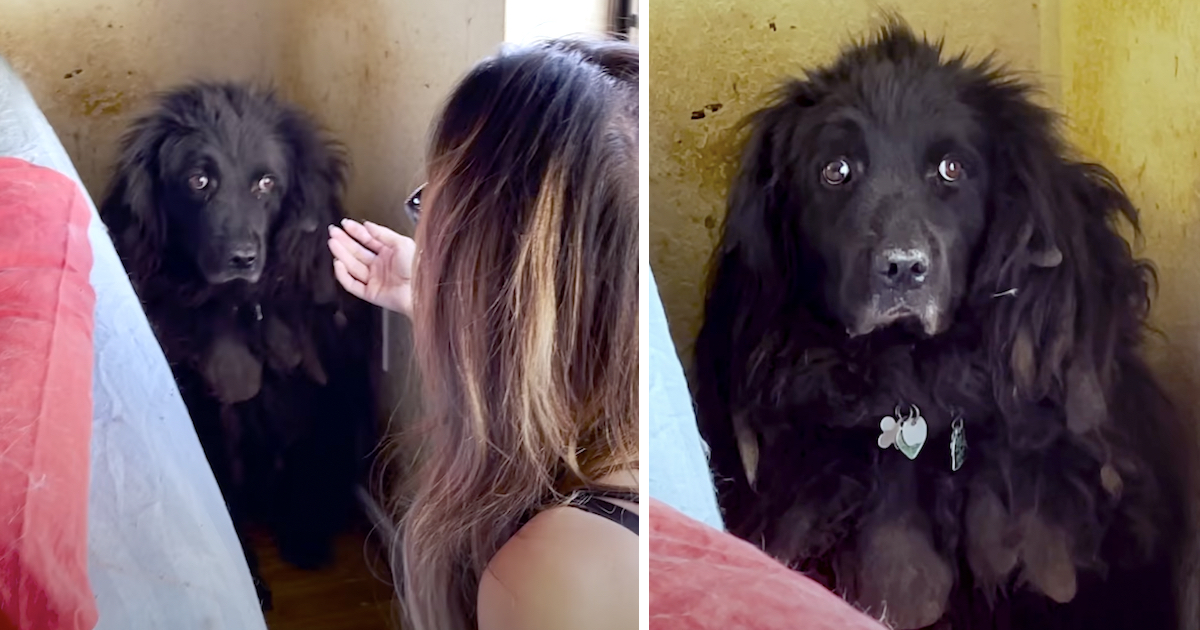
[251,526,398,630]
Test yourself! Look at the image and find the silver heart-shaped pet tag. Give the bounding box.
[895,406,928,460]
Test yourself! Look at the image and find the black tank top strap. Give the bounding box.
[581,489,640,503]
[570,489,639,535]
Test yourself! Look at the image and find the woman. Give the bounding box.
[328,38,639,630]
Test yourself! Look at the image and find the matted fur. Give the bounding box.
[694,22,1194,629]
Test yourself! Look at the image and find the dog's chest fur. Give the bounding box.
[141,272,344,407]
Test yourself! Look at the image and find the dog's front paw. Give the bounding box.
[264,316,303,371]
[856,519,953,629]
[966,485,1020,589]
[1018,512,1078,604]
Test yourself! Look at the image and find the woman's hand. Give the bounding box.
[328,218,415,317]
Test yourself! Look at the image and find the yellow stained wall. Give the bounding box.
[0,0,282,198]
[1053,0,1200,407]
[1052,5,1200,610]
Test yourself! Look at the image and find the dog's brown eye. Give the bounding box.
[256,175,276,194]
[937,157,964,183]
[821,159,852,186]
[188,174,210,190]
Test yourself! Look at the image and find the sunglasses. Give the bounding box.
[404,182,425,227]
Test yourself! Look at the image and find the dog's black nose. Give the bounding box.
[876,248,929,291]
[229,246,259,270]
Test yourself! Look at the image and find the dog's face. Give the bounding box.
[157,119,290,284]
[800,82,990,337]
[104,83,347,299]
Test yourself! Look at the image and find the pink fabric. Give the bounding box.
[0,158,98,630]
[650,499,884,630]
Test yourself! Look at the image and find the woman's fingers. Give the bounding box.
[332,260,367,300]
[363,220,411,249]
[339,219,388,253]
[362,222,416,277]
[329,224,380,263]
[339,218,411,258]
[328,238,372,283]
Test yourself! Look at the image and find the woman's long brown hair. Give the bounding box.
[397,38,639,630]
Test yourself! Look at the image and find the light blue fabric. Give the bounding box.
[648,268,724,530]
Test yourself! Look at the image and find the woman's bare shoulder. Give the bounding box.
[477,505,638,630]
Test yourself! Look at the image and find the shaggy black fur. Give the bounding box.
[99,82,377,609]
[694,23,1193,630]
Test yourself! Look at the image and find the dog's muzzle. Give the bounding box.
[850,243,945,337]
[204,240,264,284]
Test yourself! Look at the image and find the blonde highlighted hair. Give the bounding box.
[397,38,639,630]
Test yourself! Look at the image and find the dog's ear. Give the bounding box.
[274,105,348,305]
[969,77,1149,438]
[694,80,824,494]
[707,79,826,350]
[99,117,168,283]
[722,80,821,279]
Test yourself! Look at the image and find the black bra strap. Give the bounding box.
[571,492,639,535]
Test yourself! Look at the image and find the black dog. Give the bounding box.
[99,82,376,608]
[694,22,1192,629]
